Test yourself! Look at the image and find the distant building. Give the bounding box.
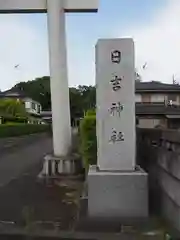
[41,81,180,129]
[41,111,52,124]
[0,89,42,122]
[136,81,180,129]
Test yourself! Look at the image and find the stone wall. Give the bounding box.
[137,128,180,231]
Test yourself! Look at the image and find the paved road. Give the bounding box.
[0,133,52,186]
[0,134,77,231]
[0,134,52,157]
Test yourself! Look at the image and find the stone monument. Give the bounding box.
[88,38,148,218]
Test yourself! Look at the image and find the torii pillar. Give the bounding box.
[0,0,98,157]
[47,0,98,156]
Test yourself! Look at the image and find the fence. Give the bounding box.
[137,128,180,232]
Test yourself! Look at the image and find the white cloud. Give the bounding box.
[122,0,180,84]
[0,14,49,91]
[0,13,96,90]
[1,0,180,91]
[0,13,96,91]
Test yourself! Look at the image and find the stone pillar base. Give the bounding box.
[41,153,81,177]
[88,165,148,218]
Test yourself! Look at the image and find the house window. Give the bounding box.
[25,101,31,109]
[151,94,165,103]
[168,94,177,102]
[37,105,41,114]
[31,102,36,110]
[141,94,151,103]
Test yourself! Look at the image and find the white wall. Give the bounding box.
[135,94,141,102]
[138,119,160,128]
[25,101,31,109]
[136,93,180,105]
[135,93,166,103]
[177,95,180,105]
[151,94,165,103]
[24,98,41,115]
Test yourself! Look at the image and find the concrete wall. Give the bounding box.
[137,128,180,232]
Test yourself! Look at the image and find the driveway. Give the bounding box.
[0,133,52,186]
[0,133,78,231]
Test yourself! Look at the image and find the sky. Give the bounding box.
[0,0,180,90]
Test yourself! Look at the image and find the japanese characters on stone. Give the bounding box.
[111,50,121,63]
[109,49,124,143]
[108,102,124,117]
[110,75,123,91]
[109,129,124,143]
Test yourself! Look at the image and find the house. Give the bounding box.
[41,111,52,123]
[41,81,180,129]
[0,89,42,123]
[136,81,180,129]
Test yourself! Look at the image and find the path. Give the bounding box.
[0,133,52,186]
[0,133,78,231]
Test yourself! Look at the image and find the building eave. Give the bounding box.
[136,89,180,93]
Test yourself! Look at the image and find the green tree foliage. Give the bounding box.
[10,76,96,123]
[86,109,96,116]
[70,85,96,123]
[12,76,51,111]
[70,87,83,121]
[80,113,97,171]
[78,85,96,111]
[0,98,27,117]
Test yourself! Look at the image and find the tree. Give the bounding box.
[70,87,83,120]
[12,76,51,110]
[0,98,27,117]
[10,76,96,123]
[77,85,96,111]
[69,85,96,124]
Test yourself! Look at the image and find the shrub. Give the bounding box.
[80,113,97,171]
[85,109,96,116]
[0,124,51,138]
[0,98,27,118]
[2,116,28,124]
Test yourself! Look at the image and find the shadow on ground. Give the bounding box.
[0,160,82,231]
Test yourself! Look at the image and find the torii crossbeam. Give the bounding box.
[0,0,98,13]
[0,0,98,157]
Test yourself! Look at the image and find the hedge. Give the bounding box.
[0,124,51,138]
[1,116,28,124]
[80,113,97,171]
[85,109,96,116]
